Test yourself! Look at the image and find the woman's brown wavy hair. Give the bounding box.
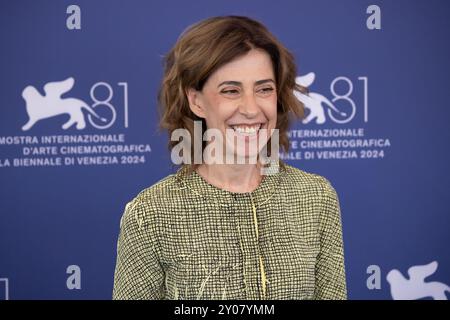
[158,15,306,173]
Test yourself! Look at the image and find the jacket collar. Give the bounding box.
[174,161,286,207]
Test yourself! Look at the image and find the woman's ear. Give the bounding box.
[186,87,206,118]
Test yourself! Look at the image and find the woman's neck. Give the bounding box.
[195,163,263,193]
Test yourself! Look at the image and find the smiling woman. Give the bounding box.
[113,15,347,300]
[185,48,278,166]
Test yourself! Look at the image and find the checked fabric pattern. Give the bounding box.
[113,162,347,300]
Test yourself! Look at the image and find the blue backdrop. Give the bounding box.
[1,0,449,300]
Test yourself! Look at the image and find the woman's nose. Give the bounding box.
[239,92,259,117]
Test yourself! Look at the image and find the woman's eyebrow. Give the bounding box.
[217,79,275,88]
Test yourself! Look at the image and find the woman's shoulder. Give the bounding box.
[128,172,181,207]
[281,163,338,196]
[118,172,182,229]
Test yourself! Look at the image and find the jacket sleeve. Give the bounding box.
[314,177,347,300]
[112,197,164,300]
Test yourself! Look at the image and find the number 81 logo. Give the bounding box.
[87,82,129,129]
[295,73,369,125]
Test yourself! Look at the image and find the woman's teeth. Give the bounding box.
[231,124,262,134]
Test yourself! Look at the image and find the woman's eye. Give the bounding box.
[259,87,274,94]
[221,89,239,95]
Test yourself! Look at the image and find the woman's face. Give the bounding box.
[187,48,278,162]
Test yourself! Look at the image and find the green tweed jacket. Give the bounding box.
[113,162,347,300]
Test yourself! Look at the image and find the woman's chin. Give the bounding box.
[231,148,263,164]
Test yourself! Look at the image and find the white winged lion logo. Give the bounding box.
[387,261,450,300]
[21,77,107,131]
[294,72,350,124]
